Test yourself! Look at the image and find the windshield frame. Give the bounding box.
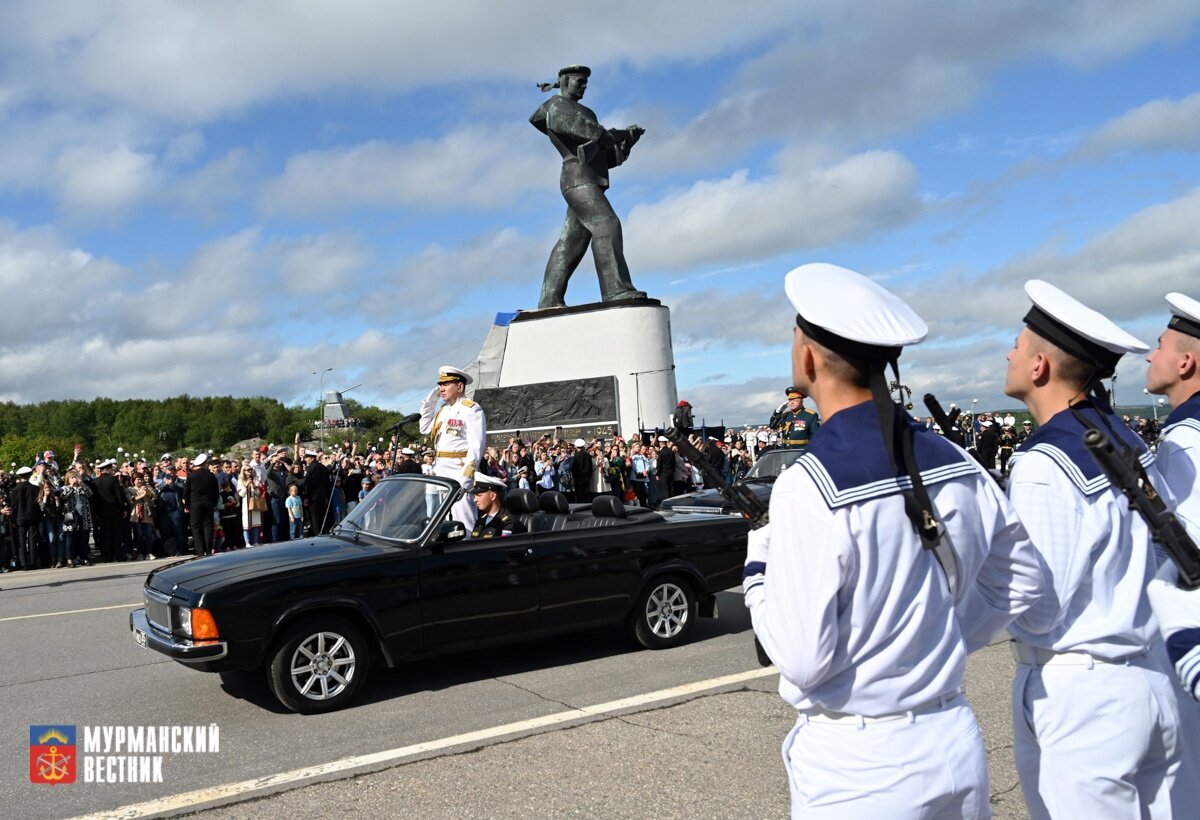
[334,474,460,546]
[745,448,807,481]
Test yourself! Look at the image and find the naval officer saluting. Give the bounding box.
[1003,280,1182,818]
[744,263,1044,818]
[419,365,486,531]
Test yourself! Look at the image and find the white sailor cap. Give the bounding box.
[192,453,208,466]
[97,458,117,469]
[785,263,927,362]
[303,449,319,458]
[16,466,32,476]
[1022,280,1148,376]
[657,435,668,442]
[400,447,415,455]
[1166,292,1200,339]
[469,474,506,493]
[573,438,586,447]
[436,365,472,386]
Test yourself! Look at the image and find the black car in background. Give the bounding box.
[130,475,748,713]
[659,447,807,516]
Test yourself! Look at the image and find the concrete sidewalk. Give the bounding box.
[192,642,1026,819]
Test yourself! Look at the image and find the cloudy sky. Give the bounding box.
[1,1,1197,425]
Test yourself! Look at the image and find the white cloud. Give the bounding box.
[259,125,549,215]
[909,187,1200,341]
[275,233,372,295]
[0,221,491,408]
[1071,92,1200,160]
[52,144,158,217]
[623,1,1200,175]
[0,0,804,122]
[363,228,548,318]
[627,150,921,271]
[668,288,793,352]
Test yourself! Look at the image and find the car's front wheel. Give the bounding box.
[631,575,697,649]
[268,615,370,714]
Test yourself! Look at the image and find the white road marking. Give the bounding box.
[0,603,141,623]
[72,666,779,819]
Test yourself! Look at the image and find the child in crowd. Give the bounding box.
[286,484,304,540]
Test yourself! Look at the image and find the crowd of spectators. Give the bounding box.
[0,438,432,572]
[0,403,1167,572]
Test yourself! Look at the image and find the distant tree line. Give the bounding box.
[0,395,418,469]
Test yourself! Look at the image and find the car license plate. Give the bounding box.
[134,628,149,648]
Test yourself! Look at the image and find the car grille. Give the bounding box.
[144,588,172,633]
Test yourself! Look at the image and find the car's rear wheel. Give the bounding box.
[632,575,697,649]
[268,616,370,714]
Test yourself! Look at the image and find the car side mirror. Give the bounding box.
[437,520,467,543]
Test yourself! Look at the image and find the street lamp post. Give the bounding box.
[312,368,333,449]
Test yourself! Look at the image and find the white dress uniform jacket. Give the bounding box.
[745,403,1044,818]
[1006,402,1182,819]
[420,388,486,529]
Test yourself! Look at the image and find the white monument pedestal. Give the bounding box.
[468,300,677,439]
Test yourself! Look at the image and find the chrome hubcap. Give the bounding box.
[290,631,356,700]
[645,583,689,639]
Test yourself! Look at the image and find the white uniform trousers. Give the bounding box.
[1013,647,1181,819]
[783,694,989,819]
[432,459,477,531]
[1170,683,1200,809]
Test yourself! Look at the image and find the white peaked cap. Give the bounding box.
[785,263,928,351]
[1166,292,1200,339]
[1023,280,1148,363]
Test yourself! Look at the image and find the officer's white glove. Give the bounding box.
[460,478,474,493]
[1146,561,1200,639]
[422,386,439,408]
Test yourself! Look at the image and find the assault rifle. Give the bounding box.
[923,394,965,449]
[1083,428,1200,590]
[664,427,772,665]
[664,427,768,527]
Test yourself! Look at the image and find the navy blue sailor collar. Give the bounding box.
[1163,390,1200,433]
[1015,400,1151,496]
[794,399,976,509]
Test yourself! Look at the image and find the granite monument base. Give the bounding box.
[468,299,677,442]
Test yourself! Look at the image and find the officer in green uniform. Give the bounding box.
[469,474,527,538]
[775,387,820,449]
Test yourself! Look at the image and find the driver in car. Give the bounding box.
[469,474,526,539]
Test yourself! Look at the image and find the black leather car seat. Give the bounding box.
[537,491,572,532]
[505,489,543,532]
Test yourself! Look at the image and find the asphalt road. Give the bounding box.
[0,558,1028,819]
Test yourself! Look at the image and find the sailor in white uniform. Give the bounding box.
[419,365,486,531]
[744,263,1045,818]
[1144,293,1200,780]
[1003,280,1181,819]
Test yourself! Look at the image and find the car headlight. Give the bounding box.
[176,606,219,642]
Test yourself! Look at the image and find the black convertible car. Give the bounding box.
[659,447,806,516]
[130,475,748,713]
